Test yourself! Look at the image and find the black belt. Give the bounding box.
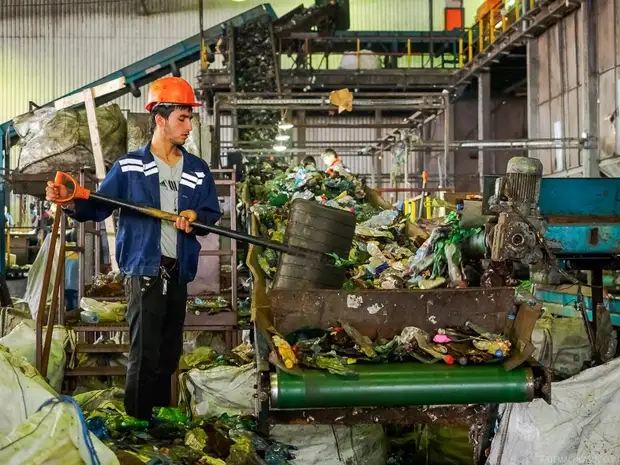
[161,256,177,270]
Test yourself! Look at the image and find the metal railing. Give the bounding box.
[277,34,463,71]
[458,0,538,68]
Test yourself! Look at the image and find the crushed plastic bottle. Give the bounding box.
[80,310,100,324]
[153,407,190,425]
[86,416,109,440]
[272,335,297,369]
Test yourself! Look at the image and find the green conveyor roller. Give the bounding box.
[270,363,536,409]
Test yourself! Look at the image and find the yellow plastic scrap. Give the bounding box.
[198,456,226,465]
[329,88,353,113]
[272,335,297,369]
[185,427,208,453]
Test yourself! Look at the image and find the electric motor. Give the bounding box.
[503,157,543,215]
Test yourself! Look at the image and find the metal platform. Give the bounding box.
[453,0,583,94]
[280,68,455,91]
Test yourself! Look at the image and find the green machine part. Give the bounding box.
[270,363,536,409]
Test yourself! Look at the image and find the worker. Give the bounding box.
[321,148,350,176]
[4,206,14,228]
[45,76,222,421]
[302,155,317,168]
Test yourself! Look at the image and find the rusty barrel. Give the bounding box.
[273,199,356,290]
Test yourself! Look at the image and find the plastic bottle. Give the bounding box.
[80,310,100,324]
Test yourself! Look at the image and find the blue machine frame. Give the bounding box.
[538,178,620,257]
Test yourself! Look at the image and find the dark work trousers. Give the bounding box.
[124,257,187,420]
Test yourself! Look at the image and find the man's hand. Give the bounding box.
[46,181,69,204]
[175,209,197,233]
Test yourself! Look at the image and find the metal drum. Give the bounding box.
[272,199,356,290]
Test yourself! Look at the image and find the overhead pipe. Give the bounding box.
[224,98,445,107]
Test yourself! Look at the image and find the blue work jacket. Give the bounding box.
[68,143,222,283]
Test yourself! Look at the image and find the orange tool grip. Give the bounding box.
[422,171,428,184]
[53,171,91,203]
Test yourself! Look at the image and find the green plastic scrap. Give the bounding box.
[183,346,218,369]
[340,321,376,358]
[153,407,190,426]
[301,354,358,377]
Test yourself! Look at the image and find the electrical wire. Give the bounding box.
[37,395,102,465]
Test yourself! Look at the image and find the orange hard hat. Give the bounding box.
[145,76,201,112]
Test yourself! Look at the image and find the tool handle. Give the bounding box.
[54,171,91,203]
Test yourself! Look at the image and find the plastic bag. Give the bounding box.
[23,233,61,320]
[0,346,56,434]
[487,357,620,465]
[531,313,594,378]
[15,104,127,174]
[0,396,119,465]
[182,364,255,418]
[80,297,126,322]
[360,210,398,229]
[270,424,387,465]
[0,320,68,392]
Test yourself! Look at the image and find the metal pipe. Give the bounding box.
[226,138,593,154]
[443,95,449,188]
[223,99,444,107]
[219,104,445,111]
[213,98,221,169]
[218,92,446,98]
[615,79,620,156]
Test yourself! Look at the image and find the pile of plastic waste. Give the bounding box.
[268,320,512,376]
[70,342,295,465]
[245,160,418,290]
[244,159,492,290]
[79,398,296,465]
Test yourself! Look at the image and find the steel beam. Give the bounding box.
[478,73,492,192]
[526,39,540,158]
[581,0,600,177]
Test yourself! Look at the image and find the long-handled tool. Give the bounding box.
[52,171,350,261]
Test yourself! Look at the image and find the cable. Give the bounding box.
[36,395,102,465]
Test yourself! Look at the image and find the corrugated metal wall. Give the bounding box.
[532,1,620,176]
[532,8,583,175]
[0,0,446,124]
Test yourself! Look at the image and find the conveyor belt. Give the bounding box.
[270,363,538,409]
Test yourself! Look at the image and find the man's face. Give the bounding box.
[158,108,193,145]
[322,153,335,166]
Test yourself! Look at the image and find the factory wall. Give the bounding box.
[0,0,454,125]
[422,97,528,193]
[531,0,620,176]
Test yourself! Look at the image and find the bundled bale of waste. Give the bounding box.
[14,104,127,174]
[234,19,280,144]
